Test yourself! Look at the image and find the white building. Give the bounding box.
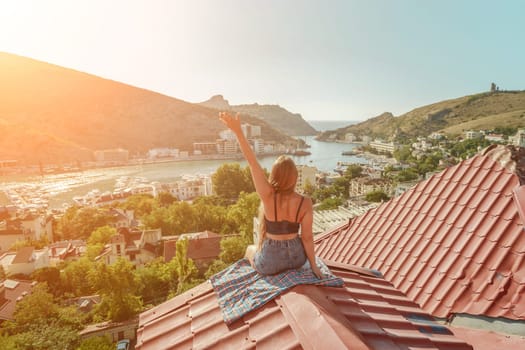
[510,129,525,147]
[345,133,356,142]
[251,139,265,154]
[0,247,49,276]
[217,139,238,155]
[369,140,399,154]
[94,148,129,163]
[147,148,179,159]
[296,165,317,192]
[241,124,261,138]
[465,130,483,139]
[164,176,212,200]
[219,129,237,141]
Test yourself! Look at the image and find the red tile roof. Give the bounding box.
[315,145,525,320]
[136,261,473,350]
[164,232,228,262]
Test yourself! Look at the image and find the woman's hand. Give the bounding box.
[219,112,242,135]
[312,264,323,279]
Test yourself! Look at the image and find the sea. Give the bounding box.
[0,120,363,209]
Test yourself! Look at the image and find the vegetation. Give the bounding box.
[0,162,261,347]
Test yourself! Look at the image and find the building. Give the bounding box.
[315,145,525,338]
[0,247,49,276]
[344,133,356,142]
[97,228,161,267]
[147,148,179,159]
[164,176,212,201]
[485,133,505,143]
[163,231,230,272]
[369,139,398,154]
[296,165,317,192]
[511,129,525,147]
[349,177,394,197]
[216,139,238,155]
[241,123,261,138]
[79,318,138,344]
[0,279,35,323]
[93,148,129,164]
[465,130,483,139]
[193,142,218,155]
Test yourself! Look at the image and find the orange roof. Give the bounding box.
[315,145,525,320]
[136,261,472,349]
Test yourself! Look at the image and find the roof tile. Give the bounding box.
[315,146,525,320]
[136,263,473,350]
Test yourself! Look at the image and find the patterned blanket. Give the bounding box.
[210,257,344,325]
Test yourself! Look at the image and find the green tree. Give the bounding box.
[9,283,59,333]
[225,192,260,242]
[55,206,113,240]
[90,259,142,322]
[344,164,363,179]
[212,163,255,200]
[135,258,172,306]
[365,190,390,202]
[316,197,344,210]
[157,191,178,207]
[61,258,97,297]
[77,336,114,350]
[302,179,316,197]
[167,238,199,295]
[0,335,16,350]
[31,267,62,297]
[86,226,117,260]
[118,194,158,218]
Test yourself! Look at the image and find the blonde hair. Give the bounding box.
[257,155,298,250]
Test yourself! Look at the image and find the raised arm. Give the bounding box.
[219,112,273,200]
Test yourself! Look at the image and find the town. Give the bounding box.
[1,123,524,348]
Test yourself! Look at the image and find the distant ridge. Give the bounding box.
[0,52,292,165]
[317,91,525,141]
[199,95,317,136]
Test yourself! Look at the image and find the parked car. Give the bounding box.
[116,339,130,350]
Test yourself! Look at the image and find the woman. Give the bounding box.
[219,112,323,278]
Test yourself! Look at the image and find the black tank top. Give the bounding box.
[264,194,304,234]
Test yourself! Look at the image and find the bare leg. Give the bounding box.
[244,245,256,267]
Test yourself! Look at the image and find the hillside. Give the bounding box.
[0,53,291,165]
[199,95,317,136]
[317,91,525,141]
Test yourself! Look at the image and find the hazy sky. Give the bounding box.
[1,0,523,121]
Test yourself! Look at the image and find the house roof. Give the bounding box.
[11,247,34,264]
[0,279,34,321]
[136,261,473,349]
[164,231,224,262]
[315,145,525,320]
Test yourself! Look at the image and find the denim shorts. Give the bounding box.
[253,236,307,275]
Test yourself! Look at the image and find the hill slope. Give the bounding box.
[199,95,317,136]
[0,53,290,165]
[317,91,525,141]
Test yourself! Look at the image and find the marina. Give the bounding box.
[0,136,372,210]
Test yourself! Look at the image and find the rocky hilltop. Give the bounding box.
[317,91,525,141]
[0,52,292,165]
[199,95,317,136]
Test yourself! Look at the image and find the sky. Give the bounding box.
[0,0,523,121]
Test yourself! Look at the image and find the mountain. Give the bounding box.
[317,91,525,141]
[199,95,317,136]
[0,53,292,165]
